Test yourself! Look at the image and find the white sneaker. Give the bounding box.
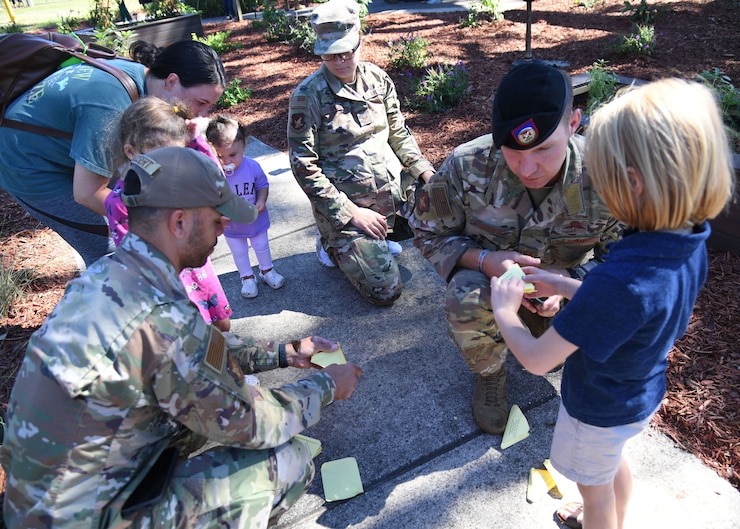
[316,234,336,268]
[241,277,258,298]
[259,269,285,289]
[387,240,403,256]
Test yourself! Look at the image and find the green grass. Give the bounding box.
[1,0,96,32]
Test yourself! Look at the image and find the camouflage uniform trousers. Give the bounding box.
[323,235,402,307]
[125,438,313,529]
[446,268,551,375]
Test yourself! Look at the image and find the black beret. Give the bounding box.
[491,62,571,150]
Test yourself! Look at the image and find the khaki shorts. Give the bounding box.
[549,402,656,486]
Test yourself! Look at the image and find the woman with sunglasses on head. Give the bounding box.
[287,0,435,307]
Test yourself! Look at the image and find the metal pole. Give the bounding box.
[524,0,532,61]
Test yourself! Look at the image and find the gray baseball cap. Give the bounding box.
[121,146,258,224]
[311,0,361,56]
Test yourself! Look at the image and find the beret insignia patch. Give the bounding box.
[512,118,538,147]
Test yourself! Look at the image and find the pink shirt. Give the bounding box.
[104,138,232,324]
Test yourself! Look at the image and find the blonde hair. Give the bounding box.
[585,78,734,231]
[110,96,192,173]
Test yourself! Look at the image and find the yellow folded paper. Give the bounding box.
[526,467,562,503]
[543,459,567,491]
[321,457,364,502]
[294,434,322,459]
[497,263,536,293]
[311,344,347,368]
[501,404,530,449]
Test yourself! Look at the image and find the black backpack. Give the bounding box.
[0,32,140,139]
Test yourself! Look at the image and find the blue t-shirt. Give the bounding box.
[0,59,146,200]
[553,223,710,427]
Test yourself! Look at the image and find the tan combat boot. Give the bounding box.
[471,369,508,434]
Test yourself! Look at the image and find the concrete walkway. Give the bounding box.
[206,137,740,529]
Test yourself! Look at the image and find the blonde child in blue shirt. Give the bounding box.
[491,79,734,529]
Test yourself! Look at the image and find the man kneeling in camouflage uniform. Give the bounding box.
[0,147,362,529]
[410,63,623,434]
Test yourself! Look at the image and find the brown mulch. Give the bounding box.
[0,0,738,502]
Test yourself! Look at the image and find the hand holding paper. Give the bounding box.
[497,263,536,293]
[311,344,347,368]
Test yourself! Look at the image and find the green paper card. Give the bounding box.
[321,457,364,502]
[294,434,322,459]
[311,345,347,368]
[501,404,530,449]
[497,263,536,293]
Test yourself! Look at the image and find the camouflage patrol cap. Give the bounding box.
[492,62,571,150]
[121,146,258,223]
[311,0,361,56]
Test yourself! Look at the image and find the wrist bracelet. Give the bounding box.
[477,249,490,273]
[278,343,289,368]
[291,339,301,354]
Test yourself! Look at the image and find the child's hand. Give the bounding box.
[522,266,581,303]
[490,275,525,313]
[520,266,563,298]
[255,200,267,214]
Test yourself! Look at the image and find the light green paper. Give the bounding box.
[501,404,530,449]
[311,345,347,368]
[295,434,322,459]
[321,457,364,502]
[497,263,536,293]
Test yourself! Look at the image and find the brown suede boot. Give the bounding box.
[471,369,508,434]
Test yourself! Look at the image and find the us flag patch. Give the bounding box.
[203,327,226,374]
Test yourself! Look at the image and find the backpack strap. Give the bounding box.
[2,47,139,139]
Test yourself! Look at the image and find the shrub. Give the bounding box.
[93,27,135,55]
[617,24,656,56]
[459,0,504,28]
[192,30,242,54]
[217,79,252,109]
[620,0,671,24]
[696,68,740,149]
[406,62,470,113]
[387,34,431,70]
[253,4,315,54]
[586,60,619,114]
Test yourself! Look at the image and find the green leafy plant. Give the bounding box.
[459,0,504,28]
[586,59,619,114]
[217,79,252,109]
[93,27,135,55]
[620,0,670,24]
[574,0,601,8]
[617,24,656,56]
[696,68,740,149]
[142,0,197,21]
[192,30,242,54]
[253,4,315,54]
[387,34,431,70]
[406,61,470,113]
[0,257,35,320]
[697,68,739,118]
[89,0,118,29]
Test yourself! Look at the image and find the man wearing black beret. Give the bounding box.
[410,62,623,435]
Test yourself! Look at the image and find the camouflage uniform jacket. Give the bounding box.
[288,61,434,244]
[0,233,336,529]
[410,134,623,282]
